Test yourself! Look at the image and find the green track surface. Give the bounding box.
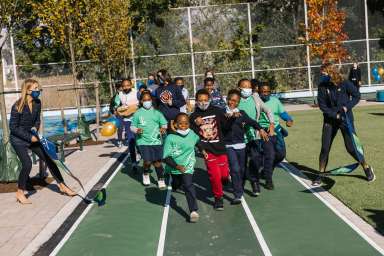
[58,164,167,256]
[164,161,264,256]
[57,156,382,256]
[244,167,381,256]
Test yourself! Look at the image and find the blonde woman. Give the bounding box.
[9,79,76,204]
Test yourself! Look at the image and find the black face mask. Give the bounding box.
[123,89,131,94]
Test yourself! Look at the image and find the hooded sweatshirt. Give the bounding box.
[155,83,186,121]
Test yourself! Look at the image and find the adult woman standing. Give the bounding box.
[313,64,375,186]
[10,79,76,204]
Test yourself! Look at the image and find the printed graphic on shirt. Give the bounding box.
[150,129,161,144]
[199,115,219,143]
[184,151,196,171]
[159,90,173,104]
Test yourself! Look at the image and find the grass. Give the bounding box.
[285,104,384,234]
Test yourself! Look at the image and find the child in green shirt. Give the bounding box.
[131,90,168,189]
[163,113,200,223]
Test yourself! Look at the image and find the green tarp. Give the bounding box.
[0,140,21,182]
[77,114,92,141]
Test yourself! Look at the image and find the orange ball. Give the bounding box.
[100,122,117,137]
[378,67,384,76]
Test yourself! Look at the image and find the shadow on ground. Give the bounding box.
[364,209,384,235]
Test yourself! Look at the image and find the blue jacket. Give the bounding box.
[210,89,226,109]
[317,80,360,122]
[155,83,186,121]
[9,99,41,146]
[223,110,262,145]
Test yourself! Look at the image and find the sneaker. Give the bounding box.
[265,180,274,190]
[214,197,224,211]
[364,166,376,182]
[158,179,166,190]
[117,141,122,148]
[142,173,150,186]
[190,211,199,223]
[312,175,322,186]
[231,197,242,205]
[251,181,261,197]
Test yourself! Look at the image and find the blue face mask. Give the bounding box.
[142,100,152,109]
[320,75,331,83]
[260,95,270,102]
[30,90,40,99]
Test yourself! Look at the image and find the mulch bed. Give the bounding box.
[0,177,55,193]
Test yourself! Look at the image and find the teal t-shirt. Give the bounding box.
[163,131,200,175]
[131,107,168,146]
[258,96,285,129]
[238,96,258,143]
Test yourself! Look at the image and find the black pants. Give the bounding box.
[171,174,198,212]
[247,138,275,183]
[13,142,64,190]
[319,120,363,171]
[226,147,246,199]
[274,131,286,166]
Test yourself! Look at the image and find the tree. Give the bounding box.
[30,0,93,115]
[301,0,349,64]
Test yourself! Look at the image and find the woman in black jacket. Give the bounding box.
[313,64,375,186]
[10,79,76,204]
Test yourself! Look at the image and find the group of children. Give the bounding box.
[110,69,293,222]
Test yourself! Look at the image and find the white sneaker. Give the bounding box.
[158,179,166,190]
[190,211,199,223]
[142,173,150,186]
[117,141,122,148]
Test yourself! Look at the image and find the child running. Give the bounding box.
[190,89,232,211]
[131,90,168,189]
[223,89,269,204]
[237,79,275,193]
[163,113,200,222]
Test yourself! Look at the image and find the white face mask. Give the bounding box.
[177,128,190,136]
[142,101,152,109]
[226,106,239,114]
[241,88,252,98]
[197,101,210,111]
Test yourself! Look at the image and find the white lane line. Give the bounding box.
[280,161,384,255]
[50,154,130,256]
[156,178,172,256]
[241,197,273,256]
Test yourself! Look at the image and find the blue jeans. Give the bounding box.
[117,117,136,163]
[226,147,246,199]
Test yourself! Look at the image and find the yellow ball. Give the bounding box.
[378,67,384,76]
[100,122,117,137]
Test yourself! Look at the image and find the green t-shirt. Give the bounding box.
[163,131,200,175]
[131,107,168,146]
[238,96,258,143]
[258,96,285,129]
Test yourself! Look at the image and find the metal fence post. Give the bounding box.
[364,0,371,86]
[130,31,137,86]
[188,7,197,96]
[303,0,315,103]
[247,3,255,79]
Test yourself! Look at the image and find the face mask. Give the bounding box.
[147,79,155,86]
[320,75,331,83]
[197,101,210,111]
[226,106,239,114]
[123,89,132,94]
[142,101,152,109]
[177,128,190,136]
[206,73,213,78]
[260,95,270,102]
[241,88,252,98]
[30,90,40,99]
[159,78,164,85]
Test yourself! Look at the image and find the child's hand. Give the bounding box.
[233,112,242,118]
[195,117,203,126]
[268,124,275,136]
[202,150,208,159]
[259,129,269,142]
[136,128,143,134]
[160,127,167,135]
[286,120,293,127]
[176,165,186,173]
